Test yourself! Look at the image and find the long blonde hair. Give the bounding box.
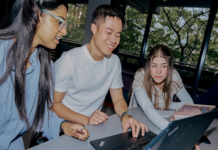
[143,45,174,110]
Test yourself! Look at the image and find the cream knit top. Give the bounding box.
[130,69,193,130]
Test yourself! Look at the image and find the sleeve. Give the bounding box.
[132,70,169,130]
[172,70,184,91]
[41,111,64,140]
[40,62,64,140]
[134,88,169,130]
[54,52,74,92]
[171,86,194,110]
[0,40,13,78]
[170,70,194,110]
[194,83,218,107]
[8,137,25,150]
[132,70,145,92]
[110,57,123,89]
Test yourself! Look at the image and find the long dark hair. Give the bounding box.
[0,0,68,133]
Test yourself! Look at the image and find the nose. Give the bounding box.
[110,34,117,44]
[156,66,161,74]
[60,27,67,36]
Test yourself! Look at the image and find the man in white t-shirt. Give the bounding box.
[52,4,148,137]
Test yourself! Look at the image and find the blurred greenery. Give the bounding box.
[64,4,218,71]
[120,6,218,71]
[63,4,218,90]
[63,4,87,42]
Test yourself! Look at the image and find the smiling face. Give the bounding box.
[34,4,68,49]
[150,56,168,85]
[91,16,122,56]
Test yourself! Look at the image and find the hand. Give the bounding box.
[62,122,89,141]
[122,117,148,137]
[195,144,200,150]
[88,110,109,125]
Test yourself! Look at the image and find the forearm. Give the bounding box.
[172,87,194,110]
[40,110,63,140]
[113,99,128,117]
[145,106,169,130]
[135,88,169,130]
[177,87,193,103]
[52,103,89,126]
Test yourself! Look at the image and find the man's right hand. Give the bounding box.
[88,110,109,125]
[62,122,89,141]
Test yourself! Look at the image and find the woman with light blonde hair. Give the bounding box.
[130,45,193,130]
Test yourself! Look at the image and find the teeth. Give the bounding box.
[56,37,60,40]
[107,45,114,48]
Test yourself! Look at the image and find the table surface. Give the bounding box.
[28,107,218,150]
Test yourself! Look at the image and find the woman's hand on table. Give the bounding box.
[62,122,90,141]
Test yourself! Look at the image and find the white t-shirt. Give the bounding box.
[54,45,123,117]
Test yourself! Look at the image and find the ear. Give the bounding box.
[37,10,43,27]
[91,23,97,35]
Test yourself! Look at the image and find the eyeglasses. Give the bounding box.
[41,9,67,31]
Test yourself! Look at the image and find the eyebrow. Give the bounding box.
[106,28,121,34]
[152,63,167,65]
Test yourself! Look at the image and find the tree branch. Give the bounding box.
[162,7,183,50]
[172,47,180,57]
[184,21,207,62]
[184,17,197,49]
[178,11,209,32]
[174,8,184,26]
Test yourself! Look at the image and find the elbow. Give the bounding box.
[51,103,59,113]
[51,105,61,118]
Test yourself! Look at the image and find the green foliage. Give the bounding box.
[64,4,218,71]
[120,6,218,70]
[63,4,87,42]
[120,6,147,54]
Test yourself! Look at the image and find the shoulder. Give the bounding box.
[54,45,85,66]
[105,54,121,70]
[0,39,13,45]
[132,68,145,90]
[171,69,184,91]
[0,39,13,62]
[108,54,120,63]
[0,39,13,53]
[63,45,85,59]
[0,39,13,77]
[134,68,145,81]
[172,70,182,82]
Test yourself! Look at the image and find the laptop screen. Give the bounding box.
[144,110,218,150]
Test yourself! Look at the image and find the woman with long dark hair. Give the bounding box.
[129,45,194,130]
[0,0,89,149]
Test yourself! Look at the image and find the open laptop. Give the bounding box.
[144,109,218,150]
[90,109,218,150]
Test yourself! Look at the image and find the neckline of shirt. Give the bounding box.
[83,44,105,64]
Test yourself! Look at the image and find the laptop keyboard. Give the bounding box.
[117,145,146,150]
[90,130,156,150]
[117,139,152,150]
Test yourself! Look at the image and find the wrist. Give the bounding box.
[60,120,68,133]
[121,111,133,122]
[85,116,90,126]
